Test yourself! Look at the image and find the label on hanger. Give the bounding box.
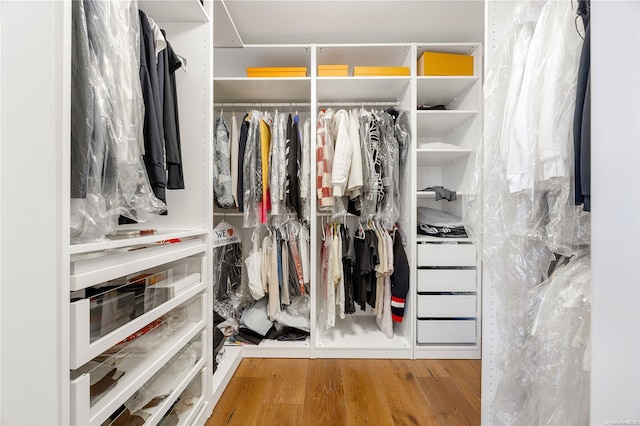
[212,221,241,248]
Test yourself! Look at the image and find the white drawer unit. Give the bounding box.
[417,320,476,344]
[417,242,476,267]
[417,269,476,292]
[69,256,204,369]
[417,294,477,318]
[415,241,480,354]
[157,367,208,426]
[70,295,206,426]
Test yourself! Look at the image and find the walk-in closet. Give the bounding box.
[1,0,639,425]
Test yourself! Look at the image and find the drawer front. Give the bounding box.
[417,243,476,267]
[417,294,476,318]
[417,319,477,344]
[417,269,476,292]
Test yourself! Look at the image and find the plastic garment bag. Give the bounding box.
[243,112,261,228]
[461,1,591,423]
[213,116,234,208]
[245,227,265,301]
[394,111,411,229]
[493,254,591,426]
[71,0,165,243]
[378,112,400,230]
[212,221,250,321]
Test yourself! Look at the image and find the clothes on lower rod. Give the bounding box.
[320,220,409,336]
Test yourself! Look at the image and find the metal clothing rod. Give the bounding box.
[317,101,401,107]
[213,102,311,108]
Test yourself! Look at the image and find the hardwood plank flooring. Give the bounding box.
[206,358,481,426]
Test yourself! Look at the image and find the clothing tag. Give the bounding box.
[212,221,241,248]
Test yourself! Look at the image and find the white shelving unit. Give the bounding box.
[413,42,483,360]
[0,1,214,424]
[211,44,314,365]
[313,43,415,360]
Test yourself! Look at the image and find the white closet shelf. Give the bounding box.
[139,0,209,22]
[213,211,244,217]
[416,190,464,199]
[70,239,206,291]
[316,76,410,103]
[416,110,477,137]
[213,78,311,103]
[241,338,311,358]
[416,43,481,56]
[416,234,470,243]
[416,76,479,106]
[70,311,206,426]
[70,279,205,369]
[416,148,472,166]
[314,316,412,358]
[414,344,481,360]
[70,230,207,255]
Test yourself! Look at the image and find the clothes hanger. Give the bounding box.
[176,53,188,73]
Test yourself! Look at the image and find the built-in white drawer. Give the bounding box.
[417,242,476,267]
[417,269,476,293]
[417,319,477,344]
[70,295,206,426]
[70,257,204,369]
[417,294,476,318]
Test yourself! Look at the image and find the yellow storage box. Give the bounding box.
[318,64,349,77]
[246,67,308,77]
[352,66,410,76]
[418,51,474,76]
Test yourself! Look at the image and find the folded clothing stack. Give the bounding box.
[417,207,468,238]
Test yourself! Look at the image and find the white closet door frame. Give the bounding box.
[591,0,640,423]
[0,1,71,424]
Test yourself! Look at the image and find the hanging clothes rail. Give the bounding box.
[213,102,311,108]
[317,101,401,107]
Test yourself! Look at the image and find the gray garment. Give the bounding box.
[70,0,93,199]
[139,10,166,202]
[161,33,185,190]
[574,21,590,211]
[213,117,234,208]
[424,186,457,201]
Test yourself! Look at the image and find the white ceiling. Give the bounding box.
[214,0,485,47]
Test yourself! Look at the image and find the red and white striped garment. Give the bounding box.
[316,109,335,209]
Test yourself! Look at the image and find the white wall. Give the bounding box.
[591,1,640,423]
[0,1,69,424]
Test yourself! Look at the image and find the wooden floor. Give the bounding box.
[206,358,481,426]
